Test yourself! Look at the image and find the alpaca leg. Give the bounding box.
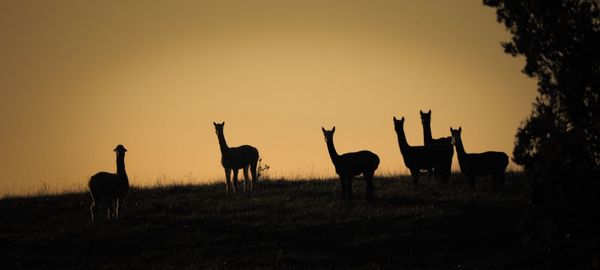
[347,176,354,198]
[109,199,118,220]
[115,198,121,220]
[225,169,232,195]
[469,176,476,189]
[113,199,119,220]
[107,201,113,221]
[250,161,258,187]
[97,199,110,220]
[232,169,239,195]
[364,172,375,200]
[442,167,451,183]
[410,169,420,187]
[435,167,444,182]
[90,201,97,221]
[492,171,505,190]
[243,167,250,192]
[339,176,347,198]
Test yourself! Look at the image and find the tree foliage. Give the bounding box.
[484,0,600,189]
[484,0,600,263]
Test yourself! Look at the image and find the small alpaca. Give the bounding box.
[393,117,453,186]
[322,127,380,199]
[420,110,454,180]
[214,122,259,195]
[450,127,509,189]
[88,145,129,221]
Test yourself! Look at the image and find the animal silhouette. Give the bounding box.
[322,127,380,199]
[420,110,453,145]
[393,117,453,186]
[88,144,129,221]
[214,122,259,195]
[450,127,509,189]
[420,110,454,180]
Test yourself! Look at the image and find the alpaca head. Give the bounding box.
[420,110,431,125]
[393,116,405,132]
[213,121,225,136]
[114,145,127,157]
[450,127,462,145]
[321,126,335,144]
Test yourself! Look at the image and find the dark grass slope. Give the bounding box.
[0,174,540,269]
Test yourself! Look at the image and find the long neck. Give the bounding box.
[325,138,339,164]
[423,122,433,143]
[116,155,127,181]
[395,128,410,152]
[454,138,467,158]
[217,132,229,154]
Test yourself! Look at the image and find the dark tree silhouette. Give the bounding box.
[484,0,600,265]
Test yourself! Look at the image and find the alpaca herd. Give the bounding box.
[87,111,509,221]
[394,116,453,186]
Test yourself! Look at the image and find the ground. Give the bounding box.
[0,174,544,269]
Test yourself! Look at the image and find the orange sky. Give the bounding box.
[0,0,536,195]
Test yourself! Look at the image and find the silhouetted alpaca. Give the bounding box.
[214,122,259,195]
[420,110,454,179]
[393,117,453,186]
[322,127,379,199]
[450,127,509,189]
[88,145,129,221]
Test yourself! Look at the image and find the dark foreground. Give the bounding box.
[0,174,545,269]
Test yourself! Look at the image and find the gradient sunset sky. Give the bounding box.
[0,0,536,194]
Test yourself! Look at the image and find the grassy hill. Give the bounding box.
[0,174,542,269]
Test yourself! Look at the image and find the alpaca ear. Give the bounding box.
[459,126,462,132]
[428,110,431,114]
[332,126,335,132]
[393,116,397,121]
[401,117,405,121]
[322,127,326,132]
[221,122,225,125]
[420,110,423,114]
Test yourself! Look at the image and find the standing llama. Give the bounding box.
[88,144,129,221]
[420,110,454,180]
[214,122,259,195]
[322,127,380,199]
[450,127,509,189]
[393,117,453,186]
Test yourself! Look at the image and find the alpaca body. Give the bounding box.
[322,127,379,199]
[451,127,509,189]
[334,151,380,177]
[214,122,259,195]
[427,137,452,145]
[88,145,128,221]
[394,117,453,186]
[457,151,509,177]
[420,110,454,179]
[221,145,259,170]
